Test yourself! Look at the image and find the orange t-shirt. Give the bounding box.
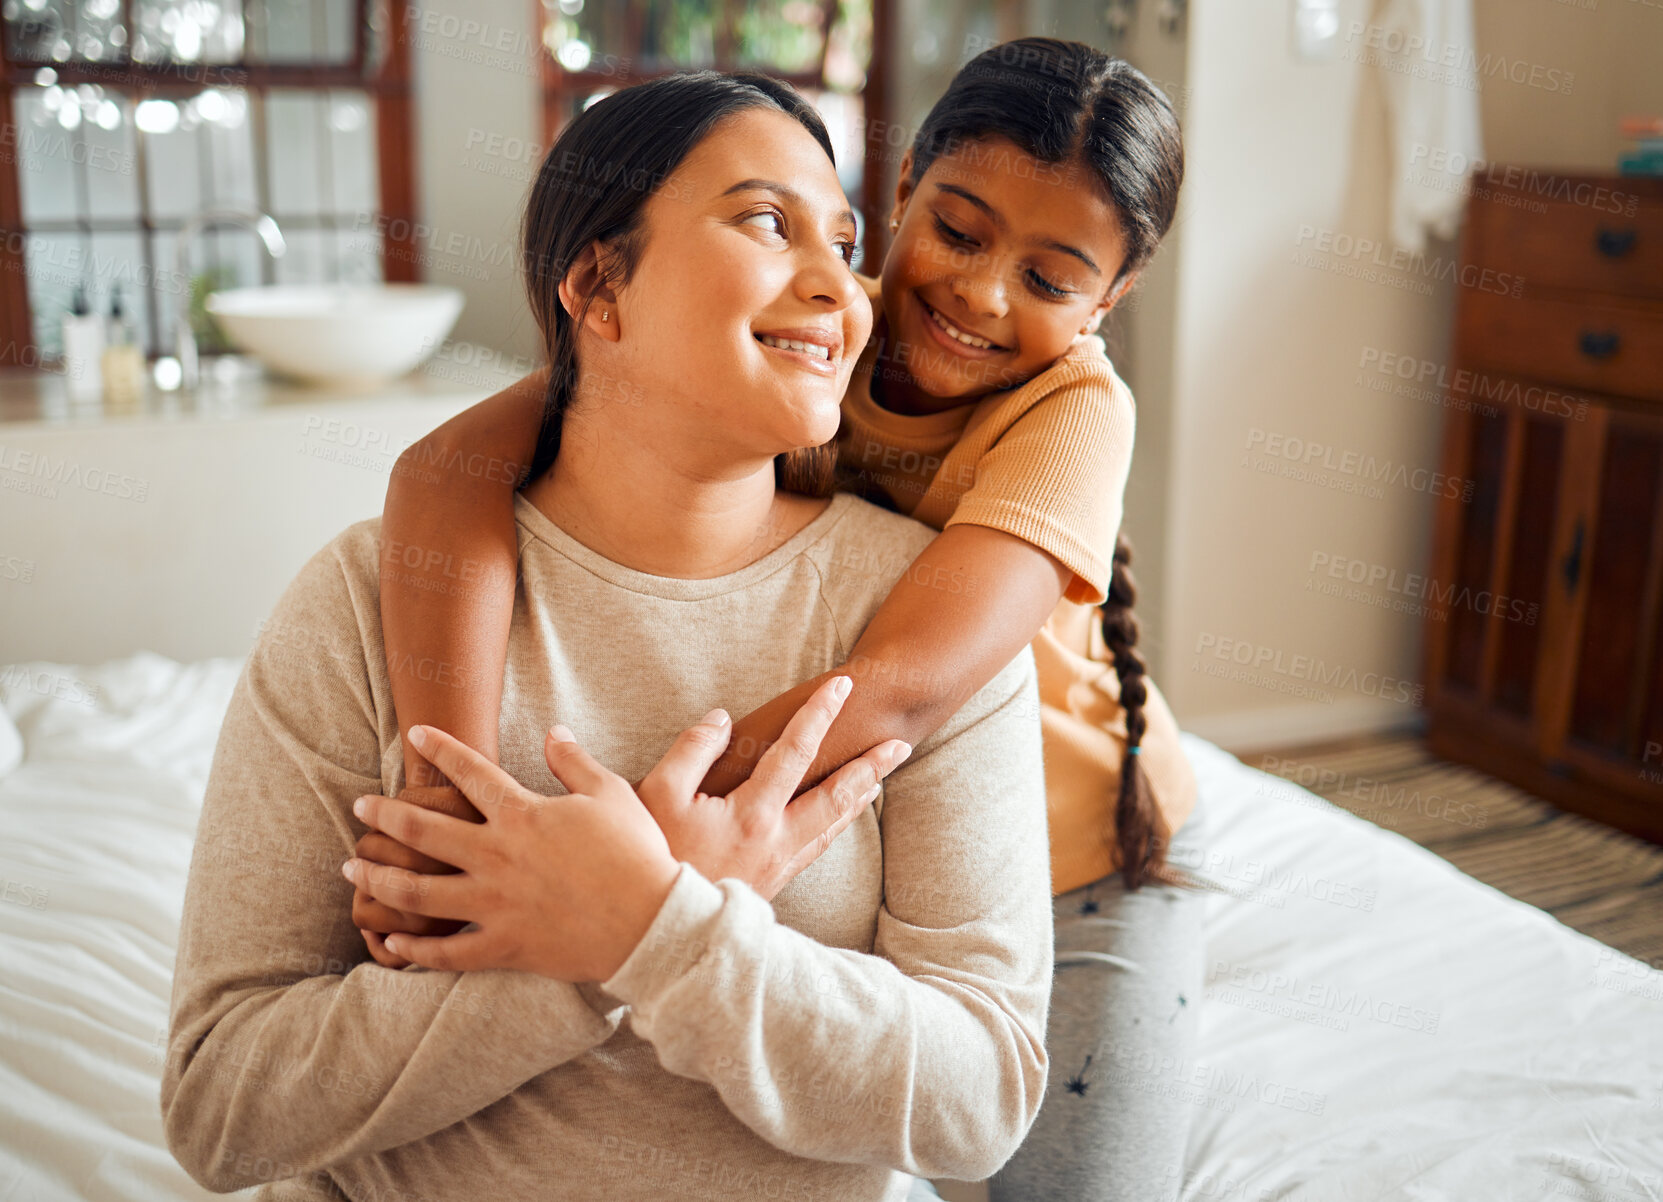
[833,276,1196,894]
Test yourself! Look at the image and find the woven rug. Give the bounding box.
[1242,734,1663,970]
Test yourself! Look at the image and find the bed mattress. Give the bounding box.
[1,655,1658,1200]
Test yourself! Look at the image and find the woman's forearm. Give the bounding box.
[382,368,548,788]
[610,652,1053,1179]
[166,539,618,1191]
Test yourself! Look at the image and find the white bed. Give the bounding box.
[2,654,1660,1200]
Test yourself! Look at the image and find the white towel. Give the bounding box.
[0,709,18,777]
[1370,0,1486,253]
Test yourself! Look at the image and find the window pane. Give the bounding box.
[24,233,84,358]
[321,0,355,61]
[13,88,81,224]
[142,109,204,221]
[88,231,151,354]
[248,0,315,60]
[272,225,331,284]
[83,94,141,222]
[246,0,357,63]
[150,230,184,352]
[195,90,259,210]
[265,91,324,218]
[132,0,247,64]
[140,89,256,218]
[542,0,863,75]
[337,227,382,284]
[4,0,74,64]
[326,91,375,217]
[732,0,834,71]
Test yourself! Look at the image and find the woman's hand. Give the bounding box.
[346,676,907,974]
[635,675,910,900]
[346,722,680,981]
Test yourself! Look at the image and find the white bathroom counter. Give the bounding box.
[0,350,531,664]
[0,348,527,428]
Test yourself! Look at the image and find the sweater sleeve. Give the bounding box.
[944,355,1135,607]
[601,648,1052,1181]
[161,527,622,1194]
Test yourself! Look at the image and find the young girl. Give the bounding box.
[359,38,1206,1202]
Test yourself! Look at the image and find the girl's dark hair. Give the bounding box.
[912,38,1188,890]
[908,37,1184,296]
[520,70,838,493]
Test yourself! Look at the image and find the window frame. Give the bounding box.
[0,0,419,364]
[534,0,896,268]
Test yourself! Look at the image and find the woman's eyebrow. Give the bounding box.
[721,178,857,229]
[933,182,1101,277]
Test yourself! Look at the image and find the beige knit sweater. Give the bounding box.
[162,492,1053,1202]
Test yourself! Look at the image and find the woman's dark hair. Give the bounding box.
[911,38,1188,891]
[520,70,838,493]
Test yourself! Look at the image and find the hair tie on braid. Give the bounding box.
[1126,745,1141,756]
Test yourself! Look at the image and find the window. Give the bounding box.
[0,0,416,362]
[536,0,884,262]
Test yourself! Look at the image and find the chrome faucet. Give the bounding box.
[174,209,286,389]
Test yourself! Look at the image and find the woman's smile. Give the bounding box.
[754,325,843,377]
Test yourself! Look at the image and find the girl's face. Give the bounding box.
[881,136,1132,407]
[598,108,870,466]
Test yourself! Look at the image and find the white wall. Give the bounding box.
[1155,0,1663,750]
[408,0,545,364]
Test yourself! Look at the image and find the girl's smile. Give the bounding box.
[916,293,1009,356]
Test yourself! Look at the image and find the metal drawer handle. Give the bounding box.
[1578,330,1620,360]
[1594,227,1636,258]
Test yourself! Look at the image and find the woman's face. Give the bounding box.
[881,136,1131,406]
[596,108,870,466]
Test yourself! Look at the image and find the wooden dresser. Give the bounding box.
[1424,170,1663,845]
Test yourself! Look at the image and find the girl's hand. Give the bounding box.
[346,723,680,981]
[351,783,481,969]
[635,676,911,900]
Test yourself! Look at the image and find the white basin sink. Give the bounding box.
[206,284,465,386]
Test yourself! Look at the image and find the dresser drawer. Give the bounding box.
[1458,290,1663,404]
[1466,179,1663,302]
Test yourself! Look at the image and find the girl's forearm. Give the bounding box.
[699,523,1070,798]
[700,668,942,798]
[383,368,548,787]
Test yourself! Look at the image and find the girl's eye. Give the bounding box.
[933,215,975,246]
[836,240,858,268]
[1027,269,1070,299]
[742,209,786,236]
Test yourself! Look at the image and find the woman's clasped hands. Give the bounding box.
[341,675,910,980]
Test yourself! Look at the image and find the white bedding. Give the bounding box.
[1,655,1659,1201]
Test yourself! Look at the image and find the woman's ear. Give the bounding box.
[556,240,623,342]
[887,148,916,235]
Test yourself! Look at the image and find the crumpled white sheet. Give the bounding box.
[0,655,1659,1202]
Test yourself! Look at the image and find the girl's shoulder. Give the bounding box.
[974,334,1133,438]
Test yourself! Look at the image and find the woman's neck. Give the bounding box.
[521,412,826,580]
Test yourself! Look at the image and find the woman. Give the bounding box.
[161,72,1052,1202]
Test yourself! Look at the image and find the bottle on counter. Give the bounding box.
[61,284,105,400]
[100,286,146,408]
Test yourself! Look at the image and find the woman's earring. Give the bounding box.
[889,218,899,231]
[601,310,609,322]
